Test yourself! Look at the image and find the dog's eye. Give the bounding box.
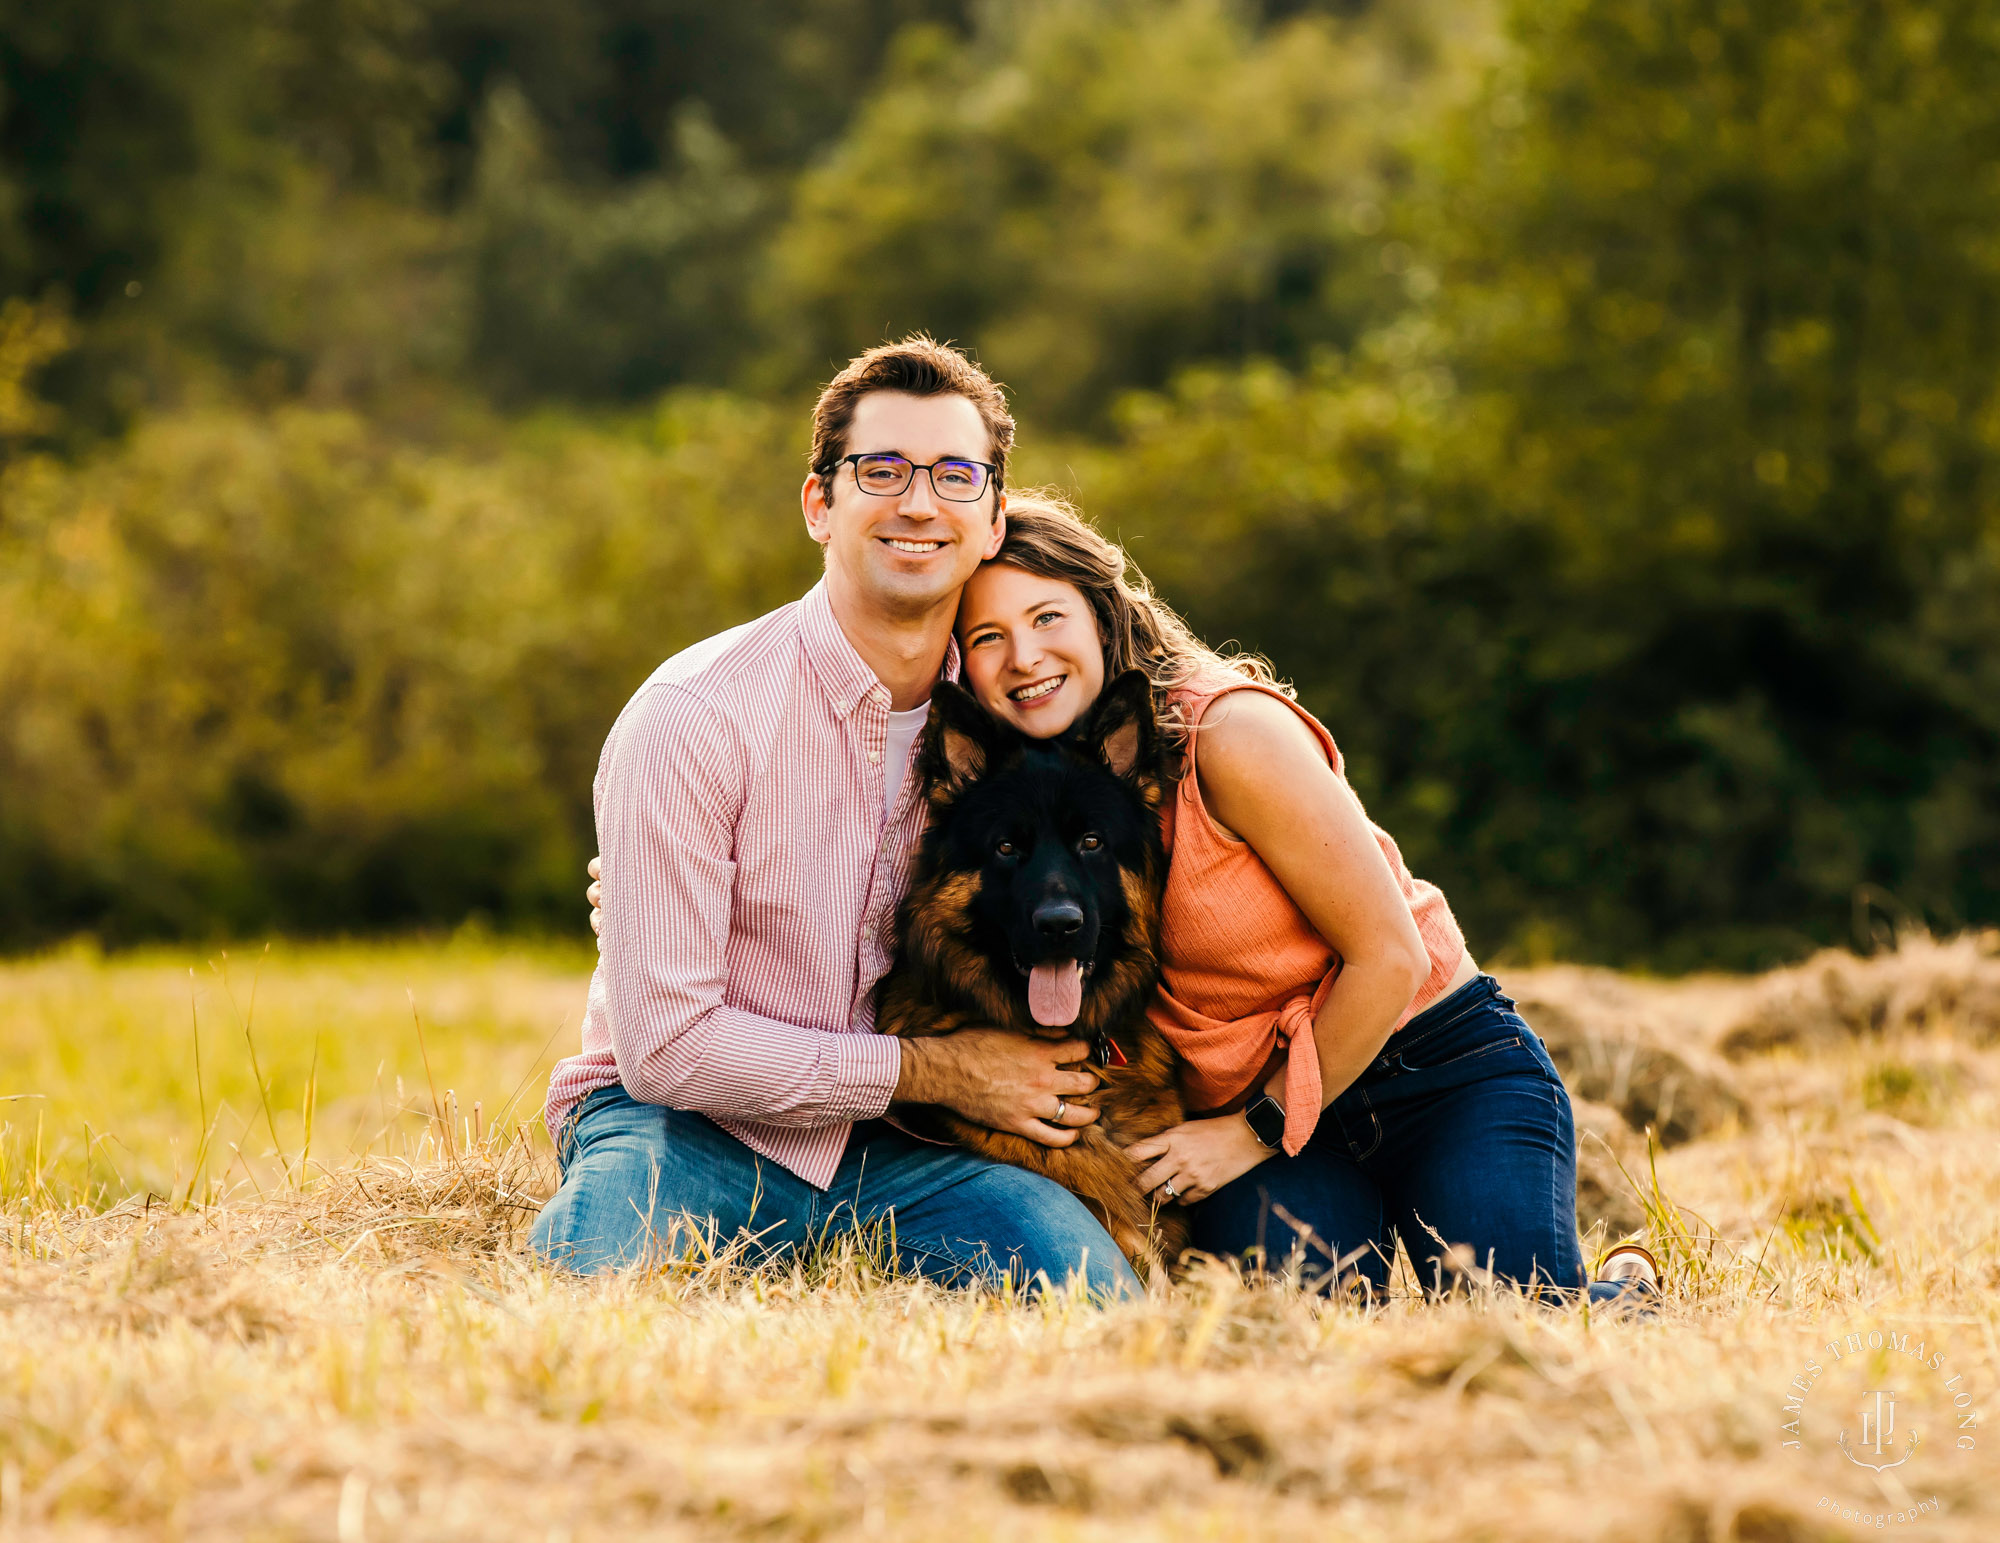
[1077,834,1102,853]
[995,840,1018,858]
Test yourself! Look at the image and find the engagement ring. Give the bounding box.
[1162,1178,1180,1200]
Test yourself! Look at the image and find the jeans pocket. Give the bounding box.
[1390,1035,1521,1074]
[554,1106,586,1175]
[1384,1003,1526,1074]
[558,1085,627,1172]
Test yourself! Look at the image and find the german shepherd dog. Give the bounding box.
[875,670,1189,1271]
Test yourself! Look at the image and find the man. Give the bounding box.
[532,337,1137,1296]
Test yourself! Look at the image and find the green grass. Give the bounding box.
[0,932,593,1205]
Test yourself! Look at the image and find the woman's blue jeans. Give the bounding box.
[1189,974,1648,1307]
[530,1088,1142,1299]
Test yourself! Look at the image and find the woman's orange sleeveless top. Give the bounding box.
[1146,677,1470,1154]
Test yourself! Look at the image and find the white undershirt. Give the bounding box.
[883,702,931,818]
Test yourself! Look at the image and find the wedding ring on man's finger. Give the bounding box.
[1054,1099,1068,1124]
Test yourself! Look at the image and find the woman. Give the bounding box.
[954,495,1654,1304]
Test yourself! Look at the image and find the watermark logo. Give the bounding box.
[1780,1326,1980,1527]
[1842,1388,1915,1471]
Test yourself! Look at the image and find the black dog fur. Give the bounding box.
[875,670,1188,1271]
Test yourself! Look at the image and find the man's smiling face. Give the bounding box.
[804,390,1006,620]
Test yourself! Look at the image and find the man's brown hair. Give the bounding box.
[809,335,1015,508]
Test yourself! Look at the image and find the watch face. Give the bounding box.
[1246,1096,1285,1148]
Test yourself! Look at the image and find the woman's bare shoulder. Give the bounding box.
[1193,687,1324,769]
[1188,691,1334,845]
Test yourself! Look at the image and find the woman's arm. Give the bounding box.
[1126,690,1432,1203]
[1194,689,1432,1110]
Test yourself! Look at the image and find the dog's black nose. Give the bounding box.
[1032,899,1084,943]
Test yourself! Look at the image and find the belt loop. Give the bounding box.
[555,1086,604,1172]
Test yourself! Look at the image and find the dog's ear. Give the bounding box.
[1083,669,1158,782]
[921,681,1002,798]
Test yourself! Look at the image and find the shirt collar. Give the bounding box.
[799,578,962,720]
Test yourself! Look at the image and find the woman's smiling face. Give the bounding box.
[958,562,1108,739]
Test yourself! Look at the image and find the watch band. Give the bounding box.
[1243,1093,1286,1149]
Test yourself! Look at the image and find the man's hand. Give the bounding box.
[593,847,1093,1147]
[894,1032,1103,1148]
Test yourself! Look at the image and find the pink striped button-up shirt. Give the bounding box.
[543,580,948,1188]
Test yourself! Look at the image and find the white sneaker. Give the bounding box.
[1594,1242,1660,1290]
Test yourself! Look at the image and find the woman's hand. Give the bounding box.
[1125,1114,1275,1205]
[587,855,603,935]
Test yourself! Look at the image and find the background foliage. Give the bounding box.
[3,0,1997,967]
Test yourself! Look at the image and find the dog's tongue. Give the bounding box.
[1028,960,1084,1027]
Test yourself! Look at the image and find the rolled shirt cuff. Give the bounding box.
[824,1029,904,1123]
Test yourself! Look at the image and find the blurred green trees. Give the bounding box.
[3,0,1998,965]
[0,396,818,941]
[765,0,1472,420]
[1076,0,2000,966]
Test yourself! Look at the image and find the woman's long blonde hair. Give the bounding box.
[980,491,1291,752]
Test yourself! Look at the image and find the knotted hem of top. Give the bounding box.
[1152,966,1338,1156]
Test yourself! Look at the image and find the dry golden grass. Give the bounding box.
[2,937,1997,1541]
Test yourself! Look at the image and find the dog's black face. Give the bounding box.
[914,671,1163,1035]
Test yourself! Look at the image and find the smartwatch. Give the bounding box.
[1243,1093,1286,1149]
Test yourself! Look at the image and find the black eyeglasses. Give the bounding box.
[833,453,998,503]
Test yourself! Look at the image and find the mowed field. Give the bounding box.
[2,936,1997,1542]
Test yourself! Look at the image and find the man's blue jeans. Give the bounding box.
[530,1087,1142,1299]
[1190,974,1653,1308]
